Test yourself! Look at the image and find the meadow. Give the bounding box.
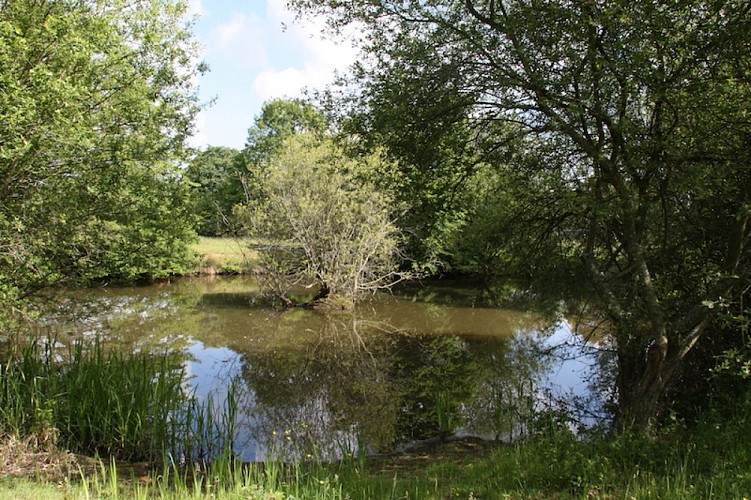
[191,237,258,276]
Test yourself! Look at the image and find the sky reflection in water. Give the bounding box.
[44,276,604,461]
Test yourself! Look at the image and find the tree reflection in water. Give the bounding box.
[38,277,599,462]
[232,312,559,461]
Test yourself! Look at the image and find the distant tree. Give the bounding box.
[0,0,202,307]
[243,98,328,166]
[237,98,329,204]
[290,0,751,430]
[185,146,244,236]
[235,133,406,308]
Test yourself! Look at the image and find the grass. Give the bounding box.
[1,337,749,498]
[0,335,254,476]
[2,418,749,499]
[191,237,258,275]
[0,338,191,463]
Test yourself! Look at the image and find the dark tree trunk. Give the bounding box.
[312,283,331,302]
[614,332,690,432]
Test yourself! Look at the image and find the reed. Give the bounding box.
[0,336,188,462]
[2,336,749,498]
[3,412,750,499]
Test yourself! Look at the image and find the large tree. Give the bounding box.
[0,0,202,306]
[236,98,330,206]
[291,0,751,430]
[243,97,328,167]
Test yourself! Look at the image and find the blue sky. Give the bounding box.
[186,0,357,150]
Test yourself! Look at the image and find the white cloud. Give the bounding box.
[186,0,204,17]
[252,67,306,101]
[251,0,358,102]
[215,14,246,47]
[188,0,360,148]
[210,12,268,68]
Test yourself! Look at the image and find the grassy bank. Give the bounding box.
[191,237,258,275]
[1,421,750,499]
[1,339,749,498]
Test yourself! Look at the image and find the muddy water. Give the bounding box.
[38,276,600,461]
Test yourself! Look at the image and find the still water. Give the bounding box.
[39,276,601,462]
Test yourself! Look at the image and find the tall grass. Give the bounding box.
[71,455,349,499]
[0,337,190,462]
[173,381,239,467]
[0,335,349,497]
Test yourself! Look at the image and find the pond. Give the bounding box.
[35,276,603,462]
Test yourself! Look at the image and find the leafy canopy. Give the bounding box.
[236,133,405,306]
[0,0,203,307]
[290,0,751,429]
[185,146,245,237]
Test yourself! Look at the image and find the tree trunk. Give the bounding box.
[312,283,331,302]
[614,334,685,432]
[307,284,354,310]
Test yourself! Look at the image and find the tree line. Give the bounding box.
[0,0,201,310]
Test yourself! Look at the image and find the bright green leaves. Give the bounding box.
[184,146,245,236]
[0,0,202,306]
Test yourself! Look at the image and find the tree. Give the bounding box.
[236,98,330,206]
[235,133,405,308]
[243,98,328,166]
[185,146,244,236]
[328,56,493,271]
[0,0,202,307]
[290,0,751,430]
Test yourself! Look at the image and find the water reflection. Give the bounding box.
[37,276,601,461]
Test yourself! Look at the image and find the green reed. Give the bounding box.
[75,455,348,499]
[3,336,749,498]
[0,336,364,497]
[0,336,188,462]
[172,381,239,469]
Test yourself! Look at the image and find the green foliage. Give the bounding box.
[0,0,201,308]
[671,291,751,423]
[291,0,751,430]
[243,98,328,168]
[185,146,245,236]
[0,338,188,462]
[236,133,406,303]
[237,98,329,206]
[322,45,523,271]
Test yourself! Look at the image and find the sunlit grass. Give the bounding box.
[191,237,258,275]
[0,336,251,472]
[192,237,248,256]
[6,427,748,500]
[0,338,189,463]
[1,421,750,499]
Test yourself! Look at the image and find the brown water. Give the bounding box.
[38,276,599,461]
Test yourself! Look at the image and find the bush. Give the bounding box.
[236,134,407,305]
